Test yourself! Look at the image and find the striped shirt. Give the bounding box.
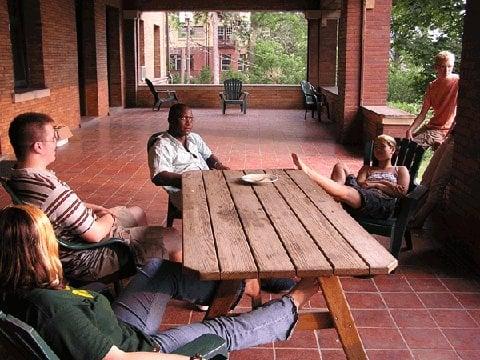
[9,168,95,241]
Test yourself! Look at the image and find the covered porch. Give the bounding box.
[1,108,478,359]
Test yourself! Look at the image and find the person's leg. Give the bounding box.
[292,154,362,209]
[127,206,148,226]
[151,278,318,353]
[112,259,218,335]
[330,162,350,184]
[109,206,145,227]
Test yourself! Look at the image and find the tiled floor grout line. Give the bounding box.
[372,277,415,359]
[403,275,458,355]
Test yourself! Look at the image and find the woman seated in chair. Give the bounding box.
[0,204,317,360]
[292,134,410,220]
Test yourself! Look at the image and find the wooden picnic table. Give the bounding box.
[182,169,398,360]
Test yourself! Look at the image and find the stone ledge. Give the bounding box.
[361,105,415,141]
[12,88,51,103]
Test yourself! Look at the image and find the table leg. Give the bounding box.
[205,280,243,320]
[318,276,367,360]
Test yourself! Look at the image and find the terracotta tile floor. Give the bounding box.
[2,108,480,359]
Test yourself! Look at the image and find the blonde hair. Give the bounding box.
[375,134,397,149]
[0,204,63,294]
[435,51,455,66]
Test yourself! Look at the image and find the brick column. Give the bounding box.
[444,0,480,265]
[77,0,109,117]
[106,5,124,107]
[123,11,139,107]
[337,0,391,143]
[318,19,337,87]
[307,18,320,86]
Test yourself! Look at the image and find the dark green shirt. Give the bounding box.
[1,287,156,359]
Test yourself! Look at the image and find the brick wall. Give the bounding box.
[0,0,80,155]
[137,85,303,109]
[140,12,167,81]
[337,0,391,143]
[444,0,480,266]
[318,19,337,87]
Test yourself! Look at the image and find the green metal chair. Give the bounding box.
[0,310,228,359]
[0,177,137,292]
[220,79,249,114]
[300,80,317,119]
[355,138,427,258]
[147,132,182,227]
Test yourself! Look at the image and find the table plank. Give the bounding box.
[286,169,332,203]
[203,171,258,279]
[245,170,333,277]
[315,201,398,274]
[224,170,296,278]
[182,171,219,280]
[270,169,370,276]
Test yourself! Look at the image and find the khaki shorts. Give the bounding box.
[412,127,447,148]
[61,206,166,283]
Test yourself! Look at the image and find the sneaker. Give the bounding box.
[260,278,296,293]
[196,304,210,312]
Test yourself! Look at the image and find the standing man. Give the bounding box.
[8,112,166,282]
[148,103,229,211]
[406,51,459,148]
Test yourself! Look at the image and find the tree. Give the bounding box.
[248,12,307,84]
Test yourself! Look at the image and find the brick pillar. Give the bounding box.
[318,19,337,87]
[123,11,139,107]
[307,18,320,86]
[337,0,391,143]
[106,6,123,107]
[78,0,109,117]
[444,0,480,265]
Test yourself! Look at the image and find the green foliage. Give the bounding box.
[247,12,307,84]
[388,63,426,104]
[390,0,465,97]
[387,101,422,115]
[196,66,212,84]
[170,73,181,84]
[221,70,248,83]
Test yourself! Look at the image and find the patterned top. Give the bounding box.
[147,132,212,199]
[366,167,398,184]
[9,168,95,241]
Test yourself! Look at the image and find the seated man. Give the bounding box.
[293,135,410,220]
[8,112,165,283]
[148,103,229,211]
[406,51,459,148]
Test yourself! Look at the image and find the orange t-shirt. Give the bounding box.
[424,74,459,132]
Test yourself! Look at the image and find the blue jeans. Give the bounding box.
[112,259,298,353]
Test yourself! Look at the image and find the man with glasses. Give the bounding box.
[7,112,165,283]
[148,103,229,212]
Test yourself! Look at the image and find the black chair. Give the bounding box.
[219,78,249,114]
[314,88,331,122]
[145,78,178,111]
[355,138,427,258]
[147,133,182,227]
[0,177,137,294]
[300,80,317,119]
[0,310,228,360]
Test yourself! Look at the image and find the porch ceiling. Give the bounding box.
[122,0,342,11]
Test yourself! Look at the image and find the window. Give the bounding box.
[218,26,225,41]
[179,26,195,38]
[238,54,248,72]
[218,26,232,42]
[7,0,45,90]
[169,54,181,71]
[221,55,231,71]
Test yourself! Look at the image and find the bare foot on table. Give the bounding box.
[291,153,305,170]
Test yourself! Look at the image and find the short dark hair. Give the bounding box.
[167,103,190,124]
[8,112,54,160]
